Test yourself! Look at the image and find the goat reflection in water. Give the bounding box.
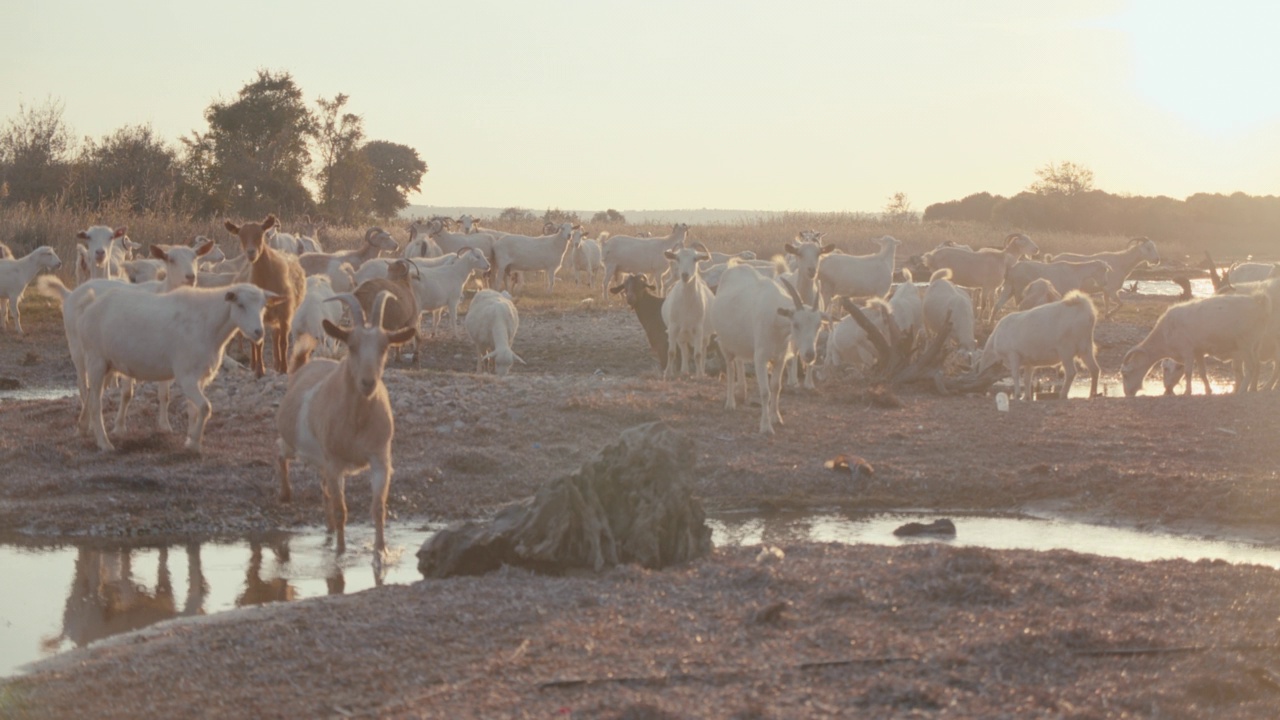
[40,540,349,652]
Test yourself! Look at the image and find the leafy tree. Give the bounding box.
[591,208,626,224]
[498,207,536,223]
[1030,161,1094,197]
[882,192,916,223]
[0,98,74,205]
[543,207,580,225]
[315,93,368,222]
[72,124,180,212]
[362,140,427,220]
[201,70,317,217]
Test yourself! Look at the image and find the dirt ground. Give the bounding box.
[3,290,1280,718]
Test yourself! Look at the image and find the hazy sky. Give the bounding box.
[3,0,1277,213]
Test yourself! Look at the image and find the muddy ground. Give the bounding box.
[3,290,1280,718]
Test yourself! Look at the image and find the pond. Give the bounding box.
[4,511,1280,678]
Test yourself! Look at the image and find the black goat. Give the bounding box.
[610,273,670,371]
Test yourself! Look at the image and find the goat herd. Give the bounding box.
[1,215,1277,559]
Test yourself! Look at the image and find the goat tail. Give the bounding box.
[35,275,72,304]
[1061,290,1098,320]
[597,231,611,246]
[928,268,953,284]
[288,334,317,376]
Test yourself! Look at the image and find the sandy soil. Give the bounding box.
[3,291,1280,718]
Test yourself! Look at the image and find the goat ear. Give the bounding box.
[265,291,287,307]
[821,244,836,255]
[77,230,90,240]
[150,244,169,260]
[388,326,417,346]
[322,319,350,344]
[609,284,625,295]
[224,220,240,235]
[785,243,798,255]
[224,290,237,303]
[664,250,678,260]
[262,214,278,231]
[112,226,128,238]
[194,239,215,257]
[777,308,795,319]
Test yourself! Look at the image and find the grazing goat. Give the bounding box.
[978,291,1101,401]
[557,227,605,288]
[923,269,978,365]
[1050,237,1160,314]
[276,292,416,555]
[1018,277,1062,310]
[817,235,899,308]
[610,273,670,372]
[921,233,1039,321]
[353,259,422,364]
[0,246,62,334]
[299,227,398,276]
[494,222,575,293]
[465,289,524,376]
[661,244,715,378]
[710,270,825,434]
[823,297,894,378]
[994,259,1112,315]
[600,223,690,299]
[76,283,274,452]
[225,214,308,376]
[1120,292,1272,396]
[1215,276,1280,391]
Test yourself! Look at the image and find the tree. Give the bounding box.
[72,124,181,212]
[201,70,317,217]
[0,98,74,205]
[498,207,536,223]
[591,208,626,224]
[362,140,427,220]
[1029,161,1094,197]
[543,207,580,225]
[882,192,916,223]
[315,94,369,223]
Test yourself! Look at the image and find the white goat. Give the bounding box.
[823,297,894,378]
[298,227,399,276]
[556,227,605,288]
[0,246,62,334]
[1120,292,1272,396]
[817,235,900,307]
[783,233,836,306]
[923,269,978,365]
[1018,277,1063,310]
[290,275,343,356]
[1227,262,1278,285]
[40,241,217,435]
[978,291,1101,401]
[600,223,690,299]
[994,259,1113,315]
[74,226,136,282]
[403,222,443,259]
[886,269,924,342]
[660,245,715,378]
[921,233,1039,321]
[276,292,416,556]
[76,283,273,452]
[494,222,575,293]
[464,289,524,376]
[407,247,491,337]
[1050,237,1161,315]
[710,269,825,434]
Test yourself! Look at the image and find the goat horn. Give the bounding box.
[369,290,393,330]
[778,277,805,310]
[325,293,366,328]
[364,228,378,243]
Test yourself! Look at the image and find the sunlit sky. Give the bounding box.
[3,0,1278,213]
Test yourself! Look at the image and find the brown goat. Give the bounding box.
[353,259,421,364]
[224,214,307,376]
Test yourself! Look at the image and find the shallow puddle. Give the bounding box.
[0,386,78,402]
[4,512,1280,677]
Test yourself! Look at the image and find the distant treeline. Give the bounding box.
[924,190,1280,257]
